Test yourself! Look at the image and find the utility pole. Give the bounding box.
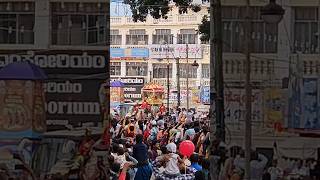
[166,50,170,113]
[244,0,252,179]
[176,58,181,108]
[186,43,190,110]
[212,0,225,142]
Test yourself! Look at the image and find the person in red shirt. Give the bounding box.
[79,129,95,157]
[159,103,166,114]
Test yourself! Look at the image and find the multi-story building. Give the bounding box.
[0,0,108,131]
[111,0,320,154]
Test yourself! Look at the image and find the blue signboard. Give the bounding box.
[110,48,125,58]
[302,78,320,129]
[131,48,149,58]
[200,86,210,104]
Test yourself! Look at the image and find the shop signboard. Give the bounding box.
[110,48,149,59]
[149,44,202,59]
[111,77,144,102]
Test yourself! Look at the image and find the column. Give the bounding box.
[172,59,177,89]
[197,63,202,87]
[121,61,126,77]
[35,0,50,49]
[147,60,153,83]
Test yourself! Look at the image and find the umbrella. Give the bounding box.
[0,61,47,80]
[111,80,124,87]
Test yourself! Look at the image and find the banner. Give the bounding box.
[0,50,108,75]
[263,88,287,127]
[111,77,144,102]
[149,44,202,59]
[0,80,46,138]
[302,78,319,129]
[45,79,104,131]
[224,89,263,123]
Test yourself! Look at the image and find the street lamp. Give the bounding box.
[260,0,285,24]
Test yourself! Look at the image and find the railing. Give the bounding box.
[111,14,202,26]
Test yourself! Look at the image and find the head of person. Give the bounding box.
[166,143,177,153]
[135,134,143,144]
[118,146,125,156]
[190,153,199,164]
[194,171,205,180]
[161,146,168,155]
[272,160,278,167]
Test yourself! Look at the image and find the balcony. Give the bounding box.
[110,14,202,26]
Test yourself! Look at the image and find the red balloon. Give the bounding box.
[179,140,195,157]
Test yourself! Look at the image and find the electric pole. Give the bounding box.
[176,58,181,107]
[166,49,170,113]
[212,0,225,142]
[186,43,190,110]
[244,0,252,179]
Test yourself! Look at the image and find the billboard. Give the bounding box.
[110,77,144,102]
[0,50,108,131]
[263,88,287,128]
[110,48,149,59]
[45,79,105,131]
[0,80,46,138]
[149,44,202,59]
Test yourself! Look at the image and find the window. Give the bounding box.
[110,62,121,76]
[177,29,198,44]
[126,29,148,45]
[153,63,172,78]
[294,7,319,53]
[51,2,108,46]
[153,29,173,44]
[126,62,148,76]
[222,6,278,53]
[179,63,198,78]
[110,29,122,45]
[202,64,210,78]
[0,2,35,44]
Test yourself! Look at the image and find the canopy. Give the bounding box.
[111,80,124,87]
[0,61,47,80]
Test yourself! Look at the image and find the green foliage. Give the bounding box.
[198,15,210,42]
[123,0,210,41]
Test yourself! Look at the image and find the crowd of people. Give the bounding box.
[109,103,320,180]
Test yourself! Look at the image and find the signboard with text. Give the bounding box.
[111,77,144,102]
[149,44,202,59]
[0,50,108,131]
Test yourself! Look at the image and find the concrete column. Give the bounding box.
[172,59,177,89]
[147,60,153,82]
[197,63,202,87]
[34,0,50,49]
[121,61,126,77]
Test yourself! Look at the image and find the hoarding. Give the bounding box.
[149,44,202,59]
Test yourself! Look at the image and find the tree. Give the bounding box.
[123,0,209,41]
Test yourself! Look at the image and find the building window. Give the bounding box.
[179,63,197,78]
[0,2,35,44]
[110,29,122,45]
[110,62,121,76]
[222,6,278,53]
[294,7,319,54]
[126,62,148,76]
[177,29,198,44]
[126,29,148,45]
[202,64,210,78]
[153,29,173,44]
[153,63,172,78]
[51,2,108,46]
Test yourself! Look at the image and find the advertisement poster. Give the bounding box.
[200,86,210,104]
[111,77,144,102]
[110,87,124,105]
[0,80,46,138]
[45,79,105,131]
[263,88,287,128]
[302,78,319,129]
[149,44,203,59]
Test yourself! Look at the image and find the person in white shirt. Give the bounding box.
[162,143,184,177]
[234,151,268,180]
[292,159,310,178]
[268,160,283,180]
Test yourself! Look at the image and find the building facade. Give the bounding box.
[111,0,320,132]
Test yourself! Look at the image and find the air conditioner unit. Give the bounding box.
[138,41,145,45]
